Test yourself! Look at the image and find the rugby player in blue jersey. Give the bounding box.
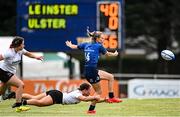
[65,28,122,114]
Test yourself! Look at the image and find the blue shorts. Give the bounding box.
[84,66,100,84]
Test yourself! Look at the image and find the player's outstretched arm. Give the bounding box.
[105,50,118,56]
[96,98,106,103]
[24,52,43,61]
[65,40,78,49]
[78,95,100,102]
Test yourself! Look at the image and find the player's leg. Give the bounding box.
[0,68,13,98]
[5,92,46,100]
[24,95,53,107]
[0,83,8,95]
[85,66,101,114]
[6,75,24,108]
[87,82,102,114]
[22,93,46,100]
[0,83,13,100]
[98,70,114,92]
[91,82,102,101]
[91,82,102,95]
[98,70,122,103]
[23,90,62,107]
[98,70,114,95]
[22,93,34,99]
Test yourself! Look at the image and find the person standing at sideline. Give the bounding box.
[65,28,122,114]
[0,36,43,108]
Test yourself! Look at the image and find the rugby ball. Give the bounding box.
[161,50,175,60]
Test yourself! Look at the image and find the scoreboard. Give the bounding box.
[17,0,124,52]
[97,1,121,49]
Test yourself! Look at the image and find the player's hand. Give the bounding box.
[65,40,72,47]
[36,56,43,61]
[114,50,118,56]
[94,95,100,101]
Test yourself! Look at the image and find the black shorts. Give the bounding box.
[0,68,14,83]
[84,66,100,84]
[46,90,63,104]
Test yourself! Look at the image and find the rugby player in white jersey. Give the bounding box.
[20,83,103,107]
[0,36,43,109]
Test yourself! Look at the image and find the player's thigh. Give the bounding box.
[33,93,46,99]
[39,95,54,106]
[23,93,46,99]
[7,75,24,88]
[98,70,113,80]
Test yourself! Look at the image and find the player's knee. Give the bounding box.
[18,82,24,89]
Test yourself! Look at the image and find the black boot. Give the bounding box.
[3,92,16,100]
[12,102,22,108]
[7,92,16,99]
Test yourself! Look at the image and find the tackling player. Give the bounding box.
[21,83,103,106]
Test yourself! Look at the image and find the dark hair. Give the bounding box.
[78,83,91,91]
[87,27,101,41]
[10,36,24,48]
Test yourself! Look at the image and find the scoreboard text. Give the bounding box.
[17,0,124,52]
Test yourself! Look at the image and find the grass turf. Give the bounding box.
[0,98,180,117]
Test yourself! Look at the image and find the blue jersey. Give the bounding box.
[77,42,107,67]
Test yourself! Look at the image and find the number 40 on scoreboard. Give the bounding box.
[97,1,124,50]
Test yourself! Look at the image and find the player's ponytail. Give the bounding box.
[87,26,93,37]
[87,27,101,42]
[10,36,24,48]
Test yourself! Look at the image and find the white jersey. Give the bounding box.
[63,90,82,105]
[0,48,27,74]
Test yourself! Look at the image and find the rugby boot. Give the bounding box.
[106,97,123,103]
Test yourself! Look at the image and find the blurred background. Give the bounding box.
[0,0,180,99]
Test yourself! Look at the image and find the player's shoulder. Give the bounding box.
[15,49,28,55]
[71,90,82,94]
[20,48,28,53]
[73,90,82,97]
[2,48,14,57]
[71,89,79,93]
[4,48,13,53]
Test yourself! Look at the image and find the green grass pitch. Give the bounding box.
[0,98,180,117]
